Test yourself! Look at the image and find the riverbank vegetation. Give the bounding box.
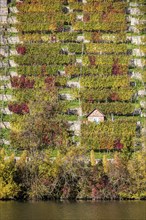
[0,148,146,200]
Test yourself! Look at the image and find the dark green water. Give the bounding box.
[0,201,145,220]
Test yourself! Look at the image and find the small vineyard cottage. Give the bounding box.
[87,109,105,124]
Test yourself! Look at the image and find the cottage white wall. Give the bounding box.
[88,116,104,123]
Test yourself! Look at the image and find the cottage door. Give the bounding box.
[94,117,99,124]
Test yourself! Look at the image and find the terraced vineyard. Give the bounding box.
[0,0,146,201]
[0,0,146,155]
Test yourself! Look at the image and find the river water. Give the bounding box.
[0,200,145,220]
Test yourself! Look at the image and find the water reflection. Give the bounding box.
[0,200,145,220]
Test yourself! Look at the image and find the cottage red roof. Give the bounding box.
[87,109,105,118]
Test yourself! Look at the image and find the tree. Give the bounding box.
[10,79,70,153]
[102,155,109,174]
[90,150,96,166]
[0,149,19,199]
[127,151,146,199]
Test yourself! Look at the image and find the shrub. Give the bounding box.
[16,46,26,55]
[8,103,29,114]
[11,76,35,89]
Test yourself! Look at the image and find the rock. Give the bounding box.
[0,48,8,57]
[9,7,18,13]
[8,36,21,44]
[133,108,141,115]
[77,36,85,42]
[76,58,82,64]
[10,71,18,76]
[0,0,7,7]
[131,72,142,80]
[62,6,72,13]
[126,36,131,42]
[0,83,11,89]
[137,121,141,126]
[0,7,8,15]
[7,27,18,33]
[9,60,17,67]
[133,49,145,57]
[62,6,69,13]
[140,101,146,108]
[129,2,139,7]
[68,121,81,136]
[130,17,140,26]
[0,76,10,80]
[8,16,18,24]
[0,94,12,101]
[141,128,146,135]
[127,7,141,15]
[0,16,7,23]
[67,81,80,88]
[9,50,17,56]
[1,139,10,145]
[1,108,12,115]
[84,39,90,43]
[58,70,66,76]
[61,47,69,54]
[131,36,144,45]
[133,58,145,68]
[0,61,8,68]
[141,112,146,117]
[0,122,10,129]
[76,15,83,21]
[59,93,74,100]
[68,107,82,116]
[138,90,146,96]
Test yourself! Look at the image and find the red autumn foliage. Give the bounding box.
[83,13,90,22]
[114,140,124,150]
[42,125,63,146]
[109,92,120,101]
[92,32,101,43]
[16,46,26,55]
[112,58,123,75]
[11,76,35,89]
[102,12,108,21]
[44,76,55,90]
[91,186,98,198]
[88,56,96,66]
[88,97,94,103]
[41,64,47,74]
[8,103,29,115]
[42,135,51,144]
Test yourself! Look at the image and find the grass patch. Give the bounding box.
[0,88,12,95]
[0,128,10,139]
